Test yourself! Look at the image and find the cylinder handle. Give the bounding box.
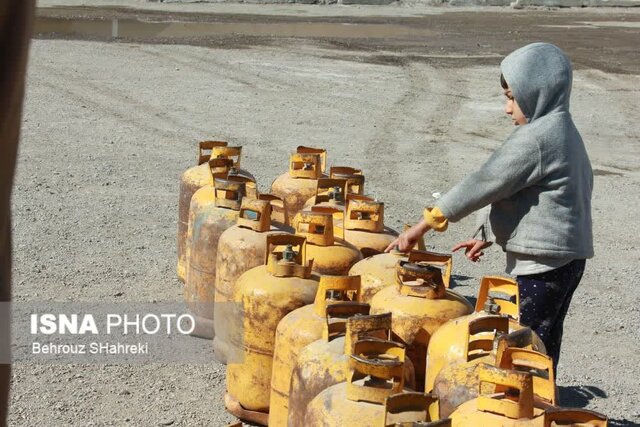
[345,312,392,356]
[322,302,371,343]
[395,261,446,299]
[344,194,384,233]
[475,276,519,320]
[347,339,405,404]
[213,175,256,210]
[296,146,327,172]
[289,147,326,179]
[265,234,313,279]
[407,250,453,288]
[465,316,510,362]
[313,275,361,317]
[208,157,234,181]
[294,211,335,246]
[543,408,608,427]
[330,166,365,195]
[258,194,289,226]
[383,392,441,427]
[237,198,272,232]
[211,145,242,168]
[312,178,349,206]
[198,140,227,165]
[477,364,534,420]
[497,347,556,406]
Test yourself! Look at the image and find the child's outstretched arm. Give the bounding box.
[387,130,542,253]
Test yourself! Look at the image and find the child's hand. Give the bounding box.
[452,239,492,262]
[385,220,430,253]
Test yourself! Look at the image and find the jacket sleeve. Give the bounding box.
[435,130,542,222]
[471,205,494,242]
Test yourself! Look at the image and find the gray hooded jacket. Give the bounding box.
[435,43,594,265]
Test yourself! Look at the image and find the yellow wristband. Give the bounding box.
[423,207,448,232]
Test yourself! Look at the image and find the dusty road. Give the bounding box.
[10,4,640,426]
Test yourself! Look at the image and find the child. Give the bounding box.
[386,43,593,370]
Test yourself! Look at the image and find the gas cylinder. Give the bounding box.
[370,256,473,390]
[433,324,550,418]
[288,310,417,427]
[271,146,327,220]
[543,408,608,427]
[349,249,448,304]
[269,276,364,427]
[448,364,546,426]
[424,276,547,394]
[225,234,320,426]
[302,178,349,211]
[334,194,399,258]
[184,173,257,339]
[304,339,414,427]
[177,143,253,282]
[294,210,362,275]
[383,393,445,427]
[212,195,293,363]
[329,166,365,195]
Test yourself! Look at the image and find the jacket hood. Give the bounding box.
[500,43,573,123]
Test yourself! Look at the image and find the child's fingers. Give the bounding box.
[467,241,486,259]
[384,239,399,253]
[452,240,472,252]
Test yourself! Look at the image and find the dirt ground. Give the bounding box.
[10,4,640,426]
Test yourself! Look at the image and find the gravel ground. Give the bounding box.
[9,5,640,426]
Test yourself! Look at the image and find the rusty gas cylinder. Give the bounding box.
[448,364,546,426]
[212,195,293,363]
[370,257,473,390]
[304,339,414,427]
[334,194,399,258]
[268,276,363,427]
[424,276,547,394]
[225,234,320,426]
[294,210,362,275]
[433,323,555,418]
[271,146,327,220]
[183,173,257,339]
[349,248,449,304]
[287,310,417,427]
[177,143,253,282]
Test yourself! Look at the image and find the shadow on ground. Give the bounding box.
[558,385,640,426]
[559,384,607,408]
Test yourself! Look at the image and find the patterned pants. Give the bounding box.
[516,259,586,374]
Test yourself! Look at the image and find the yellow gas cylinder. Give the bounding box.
[329,166,365,195]
[288,310,417,426]
[225,234,320,426]
[370,257,473,391]
[304,339,414,427]
[334,194,399,258]
[448,364,546,426]
[177,143,253,282]
[543,408,608,427]
[212,195,293,363]
[294,210,362,275]
[184,173,257,339]
[302,178,349,211]
[424,276,547,393]
[349,249,448,304]
[383,392,446,427]
[269,276,364,427]
[433,323,547,418]
[271,146,327,220]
